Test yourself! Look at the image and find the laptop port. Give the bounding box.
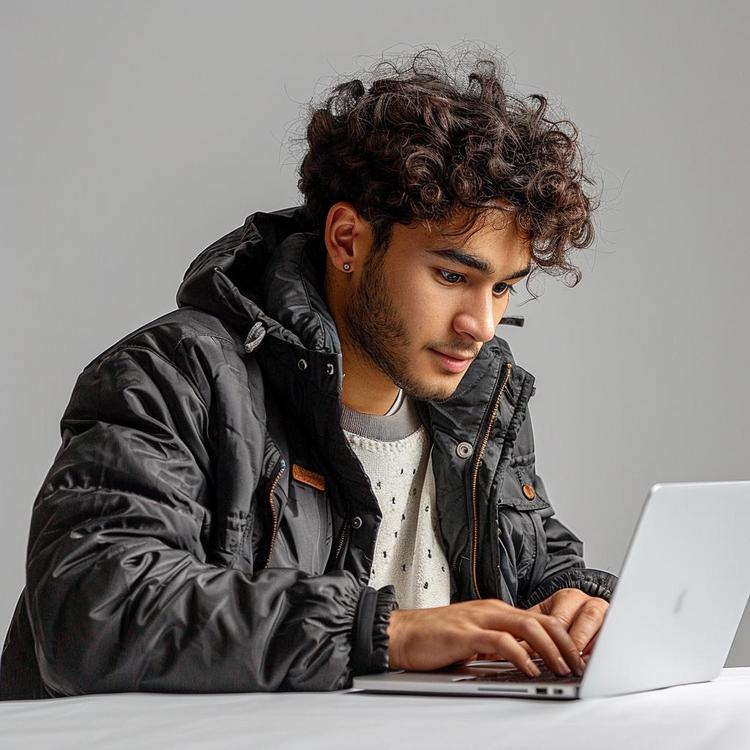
[553,688,564,695]
[535,687,548,695]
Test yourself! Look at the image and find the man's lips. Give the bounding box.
[430,348,476,362]
[429,348,477,373]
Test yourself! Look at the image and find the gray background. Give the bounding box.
[2,1,748,667]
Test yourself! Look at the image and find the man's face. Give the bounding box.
[342,212,533,403]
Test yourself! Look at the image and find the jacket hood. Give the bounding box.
[176,205,340,354]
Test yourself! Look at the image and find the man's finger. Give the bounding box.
[472,629,547,677]
[567,599,608,653]
[509,615,585,675]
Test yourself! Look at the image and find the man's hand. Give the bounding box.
[516,588,609,659]
[386,599,587,677]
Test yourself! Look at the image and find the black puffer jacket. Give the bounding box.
[0,205,618,700]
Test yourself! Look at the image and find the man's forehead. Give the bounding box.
[429,205,526,242]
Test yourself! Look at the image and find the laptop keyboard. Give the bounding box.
[448,659,582,683]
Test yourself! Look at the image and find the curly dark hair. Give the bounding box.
[294,44,601,293]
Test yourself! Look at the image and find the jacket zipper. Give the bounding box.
[469,361,513,599]
[334,520,350,561]
[263,459,286,569]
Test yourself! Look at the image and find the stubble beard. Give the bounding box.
[342,250,456,403]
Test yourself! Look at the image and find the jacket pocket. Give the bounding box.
[496,459,551,593]
[501,456,551,512]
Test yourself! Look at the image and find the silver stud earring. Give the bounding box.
[343,263,352,272]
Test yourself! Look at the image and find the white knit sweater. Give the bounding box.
[341,392,451,609]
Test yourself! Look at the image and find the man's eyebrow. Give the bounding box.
[427,248,533,281]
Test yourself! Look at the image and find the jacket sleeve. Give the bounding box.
[513,408,619,610]
[23,344,398,697]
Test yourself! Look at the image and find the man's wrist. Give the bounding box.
[386,608,404,670]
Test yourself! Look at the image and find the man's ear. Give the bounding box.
[323,202,368,274]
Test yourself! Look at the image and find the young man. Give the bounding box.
[0,50,617,699]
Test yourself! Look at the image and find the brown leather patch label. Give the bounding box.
[292,464,326,492]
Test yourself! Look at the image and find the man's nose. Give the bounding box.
[453,295,502,343]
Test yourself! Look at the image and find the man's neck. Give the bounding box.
[340,345,401,414]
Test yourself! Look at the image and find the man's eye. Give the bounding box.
[493,283,517,297]
[437,269,464,284]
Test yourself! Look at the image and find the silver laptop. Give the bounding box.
[352,480,750,699]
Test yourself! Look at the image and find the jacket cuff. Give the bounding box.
[520,567,618,609]
[350,585,399,676]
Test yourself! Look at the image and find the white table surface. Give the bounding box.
[2,667,749,750]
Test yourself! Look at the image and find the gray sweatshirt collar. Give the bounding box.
[340,389,423,441]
